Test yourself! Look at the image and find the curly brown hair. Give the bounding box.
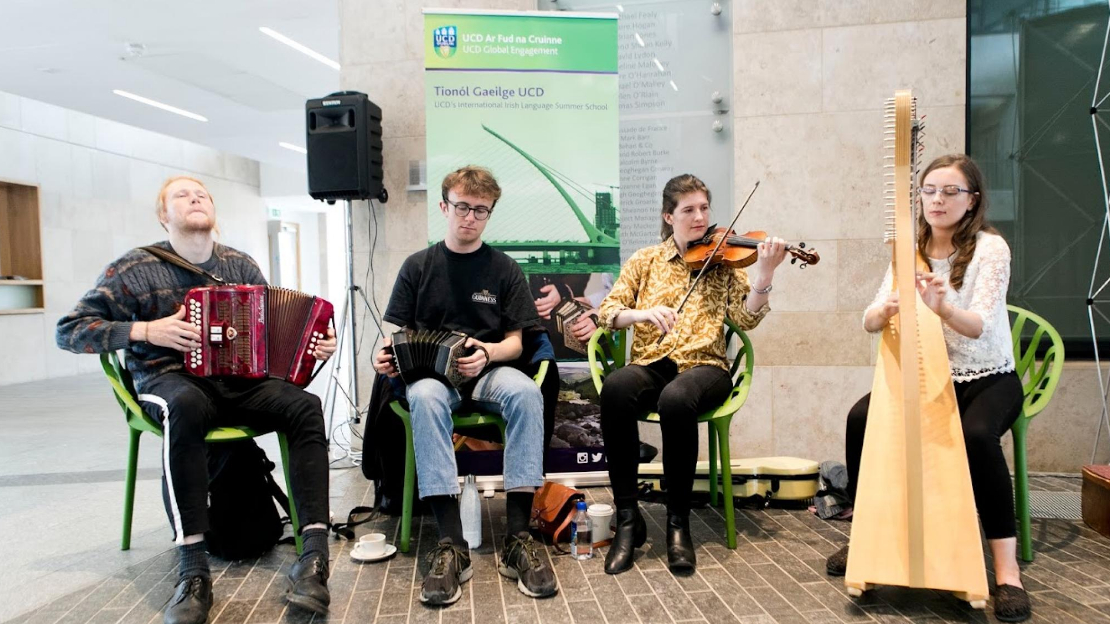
[441,166,502,207]
[916,154,997,291]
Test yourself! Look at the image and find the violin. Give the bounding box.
[683,226,820,270]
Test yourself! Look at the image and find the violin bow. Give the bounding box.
[656,181,761,345]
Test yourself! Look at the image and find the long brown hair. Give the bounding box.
[660,174,711,241]
[916,154,996,290]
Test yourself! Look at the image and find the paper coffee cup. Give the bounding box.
[587,503,614,542]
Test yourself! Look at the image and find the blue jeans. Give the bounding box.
[406,366,545,498]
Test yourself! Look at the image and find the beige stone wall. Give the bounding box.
[340,0,1103,473]
[0,92,266,386]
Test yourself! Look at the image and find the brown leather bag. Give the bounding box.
[531,482,585,545]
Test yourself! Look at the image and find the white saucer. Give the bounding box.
[350,543,397,563]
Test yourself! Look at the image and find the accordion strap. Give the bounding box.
[141,246,227,284]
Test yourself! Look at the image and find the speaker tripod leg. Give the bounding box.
[323,290,354,444]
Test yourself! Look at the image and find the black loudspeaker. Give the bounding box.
[305,91,388,203]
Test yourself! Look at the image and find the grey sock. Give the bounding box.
[179,542,210,581]
[300,528,329,560]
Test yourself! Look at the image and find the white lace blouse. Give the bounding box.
[864,232,1015,383]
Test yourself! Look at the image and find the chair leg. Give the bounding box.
[278,433,303,556]
[1012,419,1033,562]
[707,424,719,507]
[122,428,141,551]
[401,414,416,553]
[715,418,737,549]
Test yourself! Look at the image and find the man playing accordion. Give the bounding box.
[56,176,337,624]
[373,165,557,606]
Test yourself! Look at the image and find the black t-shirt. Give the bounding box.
[383,242,540,343]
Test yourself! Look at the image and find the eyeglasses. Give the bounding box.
[919,185,973,197]
[444,198,493,220]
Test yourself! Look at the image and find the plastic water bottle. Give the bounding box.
[570,501,592,560]
[461,475,482,549]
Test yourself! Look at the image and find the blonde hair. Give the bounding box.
[156,176,216,233]
[441,166,502,206]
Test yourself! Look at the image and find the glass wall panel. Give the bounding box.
[970,0,1110,357]
[540,0,734,262]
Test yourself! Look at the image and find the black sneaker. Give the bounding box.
[498,532,558,598]
[420,538,473,605]
[164,575,213,624]
[284,552,330,614]
[826,544,848,577]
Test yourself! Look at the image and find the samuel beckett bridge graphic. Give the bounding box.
[431,124,620,275]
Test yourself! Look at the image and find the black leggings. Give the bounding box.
[845,371,1024,540]
[600,359,732,516]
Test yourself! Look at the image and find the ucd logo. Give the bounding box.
[433,26,457,58]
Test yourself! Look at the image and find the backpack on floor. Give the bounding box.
[204,440,290,560]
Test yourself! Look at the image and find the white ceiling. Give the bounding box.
[0,0,340,175]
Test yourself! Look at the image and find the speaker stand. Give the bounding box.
[323,199,363,456]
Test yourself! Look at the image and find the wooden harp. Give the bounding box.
[844,90,988,608]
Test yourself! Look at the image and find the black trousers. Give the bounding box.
[600,358,732,515]
[139,373,330,541]
[845,371,1023,540]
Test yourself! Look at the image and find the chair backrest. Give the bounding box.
[587,319,754,397]
[99,351,162,435]
[1007,305,1065,420]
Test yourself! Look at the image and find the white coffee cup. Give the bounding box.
[355,532,386,557]
[587,503,614,542]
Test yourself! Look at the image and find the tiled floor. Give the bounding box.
[3,373,1108,624]
[5,471,1110,624]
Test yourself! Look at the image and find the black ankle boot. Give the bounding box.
[604,506,646,575]
[666,513,696,572]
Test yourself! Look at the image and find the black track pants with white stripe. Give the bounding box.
[139,372,329,542]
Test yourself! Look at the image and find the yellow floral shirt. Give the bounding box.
[598,237,770,373]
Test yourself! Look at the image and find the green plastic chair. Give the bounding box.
[1007,305,1065,563]
[389,361,549,553]
[100,352,303,554]
[586,319,754,549]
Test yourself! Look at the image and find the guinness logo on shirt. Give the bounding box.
[471,289,497,305]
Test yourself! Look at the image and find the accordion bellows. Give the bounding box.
[391,328,472,388]
[184,285,334,387]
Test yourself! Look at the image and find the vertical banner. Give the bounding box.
[424,9,618,477]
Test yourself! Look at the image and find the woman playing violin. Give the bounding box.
[596,173,787,574]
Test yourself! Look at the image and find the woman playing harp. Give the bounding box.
[826,154,1029,622]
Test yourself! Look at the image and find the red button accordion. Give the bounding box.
[183,285,334,387]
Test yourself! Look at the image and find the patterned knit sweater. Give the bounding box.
[56,241,266,392]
